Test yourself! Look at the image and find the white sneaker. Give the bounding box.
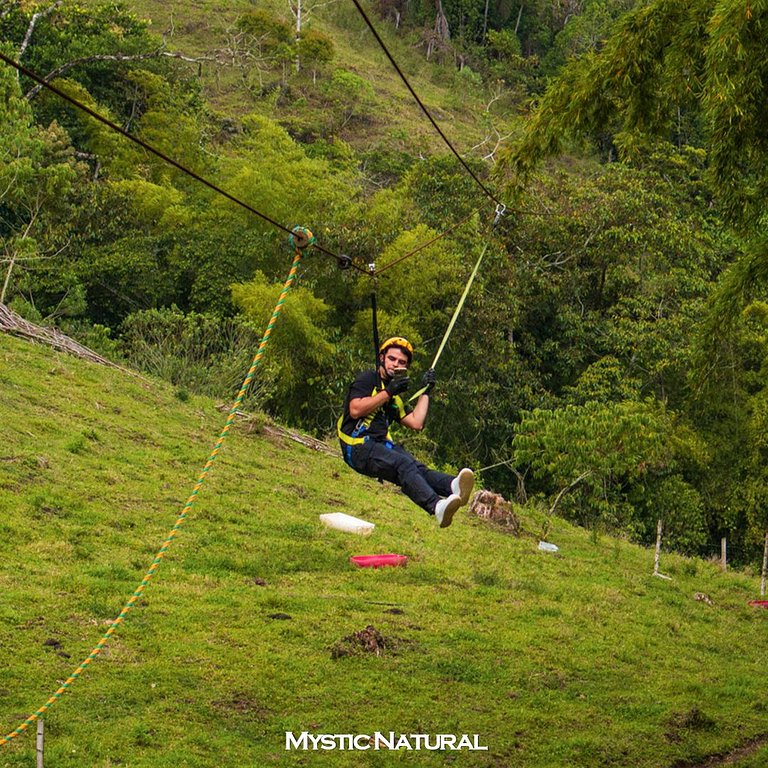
[434,494,462,529]
[450,468,475,506]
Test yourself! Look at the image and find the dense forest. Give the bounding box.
[2,0,768,569]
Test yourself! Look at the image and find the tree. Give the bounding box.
[323,69,377,132]
[297,28,334,84]
[287,0,338,73]
[513,399,708,545]
[233,11,295,89]
[403,155,483,229]
[231,273,339,432]
[412,147,730,512]
[119,307,263,398]
[432,0,451,53]
[0,55,83,314]
[688,299,768,561]
[499,0,768,229]
[493,0,768,555]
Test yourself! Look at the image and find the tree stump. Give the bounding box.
[469,490,520,535]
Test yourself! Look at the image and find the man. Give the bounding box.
[338,336,475,528]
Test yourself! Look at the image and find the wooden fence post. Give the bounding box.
[36,719,44,768]
[761,531,768,598]
[653,519,671,580]
[654,519,663,576]
[721,536,728,572]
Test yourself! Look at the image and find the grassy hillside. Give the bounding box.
[99,0,509,157]
[1,332,768,768]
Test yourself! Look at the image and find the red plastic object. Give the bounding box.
[350,554,408,568]
[748,600,768,608]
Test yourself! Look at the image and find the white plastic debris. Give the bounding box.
[319,512,375,536]
[537,541,559,553]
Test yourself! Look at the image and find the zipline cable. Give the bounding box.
[348,0,556,224]
[0,52,370,274]
[375,207,482,275]
[349,0,503,209]
[0,228,315,747]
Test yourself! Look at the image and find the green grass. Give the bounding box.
[1,332,768,767]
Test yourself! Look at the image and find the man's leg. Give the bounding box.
[391,446,454,498]
[351,441,440,513]
[404,452,474,505]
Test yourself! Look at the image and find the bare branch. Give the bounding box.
[0,217,37,305]
[0,302,139,374]
[0,157,21,202]
[287,0,338,25]
[470,128,514,163]
[549,470,592,516]
[160,50,213,64]
[18,0,62,60]
[1,1,21,20]
[25,49,214,100]
[163,13,177,40]
[469,85,514,163]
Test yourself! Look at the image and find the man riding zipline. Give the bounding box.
[338,336,474,528]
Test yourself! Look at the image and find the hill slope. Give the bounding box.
[1,333,767,768]
[87,0,506,157]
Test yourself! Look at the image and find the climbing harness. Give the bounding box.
[1,227,315,747]
[337,384,407,466]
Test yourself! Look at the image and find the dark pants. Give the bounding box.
[346,440,453,514]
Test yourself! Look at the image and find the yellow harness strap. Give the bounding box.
[338,386,406,445]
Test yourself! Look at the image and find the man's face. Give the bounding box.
[380,347,409,378]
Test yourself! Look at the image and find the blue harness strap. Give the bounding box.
[342,433,394,469]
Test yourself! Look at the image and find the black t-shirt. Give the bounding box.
[339,369,412,442]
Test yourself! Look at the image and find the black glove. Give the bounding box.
[385,375,409,398]
[422,368,436,395]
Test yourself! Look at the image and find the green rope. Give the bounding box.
[409,240,490,401]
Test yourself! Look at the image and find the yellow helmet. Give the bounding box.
[379,336,414,362]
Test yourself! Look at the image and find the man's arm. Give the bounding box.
[401,368,435,431]
[349,370,411,419]
[349,390,391,420]
[401,393,429,431]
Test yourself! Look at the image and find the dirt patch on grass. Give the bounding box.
[331,625,395,659]
[212,693,270,720]
[665,707,716,743]
[672,733,768,767]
